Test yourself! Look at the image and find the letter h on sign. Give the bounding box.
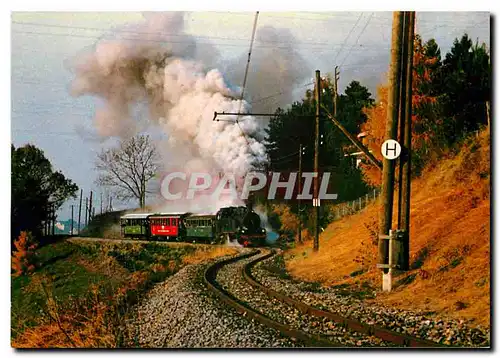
[386,142,397,156]
[381,139,401,160]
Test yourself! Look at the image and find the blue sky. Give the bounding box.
[10,11,490,221]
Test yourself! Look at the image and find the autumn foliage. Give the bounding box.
[272,204,301,240]
[286,129,490,327]
[359,85,388,186]
[11,231,38,277]
[360,35,445,184]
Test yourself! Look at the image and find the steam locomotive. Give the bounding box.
[119,206,267,247]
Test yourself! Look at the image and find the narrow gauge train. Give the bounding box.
[119,206,267,247]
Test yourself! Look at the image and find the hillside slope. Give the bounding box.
[285,130,490,327]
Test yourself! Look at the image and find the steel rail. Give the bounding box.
[203,250,342,347]
[242,251,448,348]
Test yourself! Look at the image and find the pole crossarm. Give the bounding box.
[321,105,383,171]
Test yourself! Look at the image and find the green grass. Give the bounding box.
[11,240,199,342]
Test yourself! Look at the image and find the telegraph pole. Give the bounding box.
[100,192,103,214]
[89,191,93,222]
[400,11,415,271]
[378,11,404,290]
[397,11,411,230]
[297,143,304,243]
[333,66,339,117]
[71,205,74,235]
[78,189,82,234]
[85,197,88,227]
[313,70,321,252]
[51,204,56,236]
[486,101,490,132]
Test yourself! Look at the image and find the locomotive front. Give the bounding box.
[215,206,266,247]
[237,209,267,247]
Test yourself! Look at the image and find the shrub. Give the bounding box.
[11,231,38,277]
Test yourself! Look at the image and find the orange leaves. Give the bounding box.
[359,85,388,186]
[11,231,38,277]
[272,204,300,237]
[359,34,443,182]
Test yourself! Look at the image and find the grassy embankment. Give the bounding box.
[285,129,490,327]
[11,239,237,348]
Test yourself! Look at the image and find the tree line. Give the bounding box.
[266,32,490,192]
[11,144,78,244]
[263,32,490,234]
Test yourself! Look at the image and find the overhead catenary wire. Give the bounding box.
[12,20,388,48]
[331,12,364,65]
[13,14,489,137]
[12,30,397,52]
[339,12,375,68]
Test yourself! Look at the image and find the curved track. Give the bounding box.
[205,249,447,348]
[244,251,446,348]
[204,250,340,347]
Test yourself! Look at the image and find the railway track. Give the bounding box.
[204,249,448,348]
[204,250,339,347]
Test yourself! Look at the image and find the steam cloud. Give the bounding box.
[70,12,310,212]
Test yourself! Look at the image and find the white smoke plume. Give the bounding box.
[70,12,304,213]
[224,25,312,114]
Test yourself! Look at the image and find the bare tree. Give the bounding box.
[96,134,159,208]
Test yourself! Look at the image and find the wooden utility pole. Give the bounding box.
[51,204,55,235]
[298,143,304,243]
[78,189,83,234]
[71,205,74,235]
[397,11,411,230]
[109,196,113,212]
[89,191,93,223]
[85,197,88,227]
[400,11,415,271]
[100,192,103,214]
[486,101,490,131]
[333,66,339,117]
[313,70,321,252]
[378,12,404,281]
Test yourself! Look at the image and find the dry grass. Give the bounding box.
[12,276,116,348]
[12,240,240,348]
[182,246,239,265]
[286,129,490,327]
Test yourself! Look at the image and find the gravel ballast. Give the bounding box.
[124,248,489,348]
[251,251,490,347]
[125,251,304,348]
[216,251,395,347]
